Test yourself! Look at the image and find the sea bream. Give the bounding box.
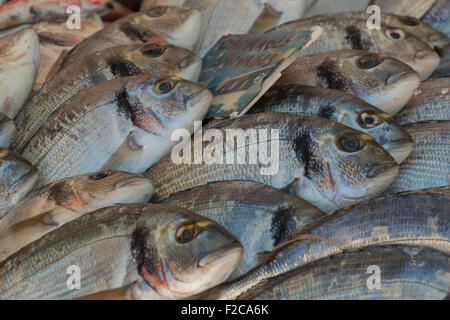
[253,245,450,300]
[20,75,212,187]
[274,50,420,115]
[0,28,39,119]
[0,113,15,149]
[12,42,203,154]
[251,85,413,163]
[31,13,104,92]
[64,6,202,64]
[0,203,243,299]
[161,180,326,280]
[0,170,154,262]
[0,0,131,30]
[268,15,440,80]
[385,121,449,195]
[196,187,450,300]
[394,78,450,125]
[145,112,399,214]
[0,147,38,218]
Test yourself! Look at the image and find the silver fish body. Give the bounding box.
[198,187,450,299]
[0,148,38,218]
[394,78,450,125]
[0,203,243,299]
[385,121,450,195]
[251,85,413,163]
[12,43,202,154]
[0,28,40,118]
[145,112,399,214]
[274,50,421,115]
[253,245,450,300]
[0,113,15,148]
[65,6,202,64]
[161,180,325,280]
[268,15,440,80]
[20,75,212,187]
[0,170,154,262]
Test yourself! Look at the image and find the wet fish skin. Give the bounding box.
[275,50,420,115]
[0,148,38,218]
[0,203,243,299]
[0,28,40,119]
[21,75,212,187]
[197,187,450,300]
[253,245,450,300]
[385,121,449,195]
[269,15,440,80]
[145,112,399,214]
[251,85,413,163]
[394,78,450,125]
[12,42,202,154]
[0,170,154,262]
[31,13,104,92]
[65,6,202,63]
[0,113,15,149]
[161,180,326,280]
[369,0,437,19]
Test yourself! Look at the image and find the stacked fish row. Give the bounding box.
[0,0,448,300]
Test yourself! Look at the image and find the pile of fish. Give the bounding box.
[0,0,448,300]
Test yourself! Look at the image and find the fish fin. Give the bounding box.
[256,234,345,266]
[248,4,282,34]
[75,286,130,300]
[45,50,68,82]
[101,131,147,171]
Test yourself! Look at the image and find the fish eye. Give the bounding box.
[357,54,384,69]
[386,29,404,40]
[399,16,419,26]
[357,111,382,128]
[154,79,176,94]
[143,45,165,57]
[176,223,200,244]
[338,133,364,153]
[146,6,168,17]
[89,172,109,180]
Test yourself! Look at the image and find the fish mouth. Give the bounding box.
[115,176,153,190]
[198,241,243,268]
[186,89,213,110]
[384,137,414,164]
[413,49,440,80]
[366,162,398,179]
[177,55,202,81]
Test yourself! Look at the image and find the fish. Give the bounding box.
[250,85,413,163]
[422,0,450,37]
[394,78,450,125]
[0,170,153,262]
[369,0,437,18]
[161,180,326,280]
[0,28,40,119]
[0,0,131,30]
[20,75,212,187]
[268,15,441,80]
[145,112,399,214]
[0,203,243,299]
[274,50,421,115]
[196,187,450,299]
[253,245,450,300]
[0,113,15,149]
[385,121,449,195]
[31,13,104,92]
[141,0,315,55]
[0,148,38,218]
[65,6,202,64]
[12,42,203,154]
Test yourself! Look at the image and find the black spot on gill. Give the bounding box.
[131,227,150,269]
[47,182,74,206]
[119,22,159,42]
[270,208,296,246]
[345,26,370,51]
[293,131,311,177]
[116,90,134,120]
[317,60,349,91]
[110,59,145,78]
[319,104,335,119]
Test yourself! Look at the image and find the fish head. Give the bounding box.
[0,28,40,67]
[336,102,413,164]
[292,121,399,213]
[125,76,212,139]
[52,170,154,212]
[137,6,202,50]
[332,51,420,114]
[136,208,243,298]
[371,26,440,80]
[0,148,38,211]
[130,43,202,81]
